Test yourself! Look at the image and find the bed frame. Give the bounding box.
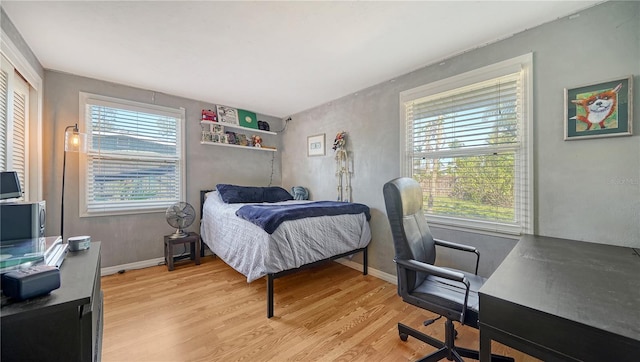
[199,190,368,318]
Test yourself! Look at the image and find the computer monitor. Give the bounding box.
[0,171,22,200]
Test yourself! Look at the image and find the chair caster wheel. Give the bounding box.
[399,333,408,342]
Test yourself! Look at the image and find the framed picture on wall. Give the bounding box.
[307,134,325,157]
[564,75,633,140]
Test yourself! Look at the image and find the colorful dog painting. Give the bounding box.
[571,83,622,131]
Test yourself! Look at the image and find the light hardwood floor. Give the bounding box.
[101,256,539,362]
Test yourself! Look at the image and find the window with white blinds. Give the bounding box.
[1,56,29,199]
[79,92,185,216]
[400,55,532,235]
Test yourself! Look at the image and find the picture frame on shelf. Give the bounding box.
[212,124,223,134]
[217,105,239,125]
[307,133,325,157]
[226,131,237,144]
[236,133,248,146]
[564,75,633,140]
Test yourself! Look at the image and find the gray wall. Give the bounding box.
[43,71,283,267]
[281,1,640,277]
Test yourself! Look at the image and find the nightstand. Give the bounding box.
[164,232,201,271]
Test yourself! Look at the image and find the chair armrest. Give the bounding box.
[395,258,472,324]
[434,238,475,252]
[434,238,481,275]
[395,259,466,283]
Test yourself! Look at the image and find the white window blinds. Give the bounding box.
[401,56,532,235]
[81,93,184,215]
[11,87,26,194]
[1,57,29,198]
[407,74,520,153]
[0,68,8,172]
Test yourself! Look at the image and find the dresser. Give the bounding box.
[1,242,103,362]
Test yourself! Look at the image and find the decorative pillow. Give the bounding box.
[263,186,294,203]
[291,186,309,200]
[216,184,293,203]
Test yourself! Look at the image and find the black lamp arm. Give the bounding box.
[60,123,79,240]
[65,124,78,133]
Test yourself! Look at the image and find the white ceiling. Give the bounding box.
[3,1,601,118]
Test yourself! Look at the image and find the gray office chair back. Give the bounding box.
[383,177,436,290]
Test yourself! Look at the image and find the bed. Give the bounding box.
[199,184,371,318]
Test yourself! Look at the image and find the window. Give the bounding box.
[1,54,29,200]
[79,92,185,216]
[400,54,532,235]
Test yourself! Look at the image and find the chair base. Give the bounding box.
[398,321,513,362]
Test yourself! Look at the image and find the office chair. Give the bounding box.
[383,177,512,362]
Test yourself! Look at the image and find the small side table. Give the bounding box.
[164,232,201,271]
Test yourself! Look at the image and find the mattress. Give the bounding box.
[200,191,371,282]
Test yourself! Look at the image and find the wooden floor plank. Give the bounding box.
[101,256,540,362]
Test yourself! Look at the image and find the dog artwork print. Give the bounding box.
[571,83,622,131]
[565,76,633,140]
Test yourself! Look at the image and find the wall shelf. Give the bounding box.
[200,141,277,152]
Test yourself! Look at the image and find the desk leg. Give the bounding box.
[480,327,491,362]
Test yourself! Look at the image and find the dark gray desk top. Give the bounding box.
[480,234,640,342]
[1,242,101,320]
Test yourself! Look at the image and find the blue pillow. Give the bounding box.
[263,186,294,203]
[216,184,293,203]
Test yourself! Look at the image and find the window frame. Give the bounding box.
[79,92,186,217]
[399,54,533,236]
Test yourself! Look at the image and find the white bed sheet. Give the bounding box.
[200,191,371,282]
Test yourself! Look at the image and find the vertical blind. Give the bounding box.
[404,71,529,233]
[0,68,8,172]
[12,88,26,194]
[0,64,28,198]
[83,96,183,214]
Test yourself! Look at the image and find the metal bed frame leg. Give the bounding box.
[267,274,274,318]
[363,246,368,275]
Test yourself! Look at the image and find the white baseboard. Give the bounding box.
[101,255,398,286]
[335,258,397,285]
[101,257,165,276]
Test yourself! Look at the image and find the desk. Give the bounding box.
[1,242,103,361]
[479,235,640,361]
